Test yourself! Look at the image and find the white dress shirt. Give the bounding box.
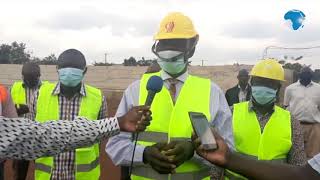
[284,81,320,123]
[106,70,234,166]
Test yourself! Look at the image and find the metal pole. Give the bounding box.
[104,53,107,65]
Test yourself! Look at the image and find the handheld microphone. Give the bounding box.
[129,76,163,176]
[145,76,164,105]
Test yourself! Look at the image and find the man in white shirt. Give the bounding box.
[284,66,320,159]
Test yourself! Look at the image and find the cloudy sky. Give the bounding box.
[1,0,320,67]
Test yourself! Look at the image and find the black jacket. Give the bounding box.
[225,85,251,106]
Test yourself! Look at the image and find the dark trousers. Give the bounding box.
[0,161,4,180]
[121,166,131,180]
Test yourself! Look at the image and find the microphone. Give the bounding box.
[145,76,164,106]
[129,75,163,176]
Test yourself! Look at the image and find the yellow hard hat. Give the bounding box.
[154,12,198,40]
[250,59,285,81]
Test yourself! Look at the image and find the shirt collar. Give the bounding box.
[238,84,249,91]
[52,82,86,97]
[298,80,314,87]
[248,98,275,113]
[160,70,189,83]
[22,80,42,89]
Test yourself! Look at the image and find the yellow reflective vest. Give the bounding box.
[34,83,102,180]
[225,101,292,179]
[11,81,48,108]
[11,81,26,106]
[131,72,211,180]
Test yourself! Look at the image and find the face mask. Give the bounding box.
[157,50,187,75]
[58,68,84,87]
[23,78,39,88]
[252,86,277,105]
[299,72,312,86]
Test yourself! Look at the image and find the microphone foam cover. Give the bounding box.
[146,76,163,93]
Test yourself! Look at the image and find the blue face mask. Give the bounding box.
[157,50,187,75]
[252,86,277,105]
[58,68,84,87]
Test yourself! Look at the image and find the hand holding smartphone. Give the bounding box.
[189,112,217,150]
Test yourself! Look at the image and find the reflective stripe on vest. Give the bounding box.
[132,72,211,180]
[35,157,99,173]
[136,131,190,142]
[225,101,292,180]
[133,165,210,180]
[11,81,26,106]
[34,83,102,180]
[224,155,286,180]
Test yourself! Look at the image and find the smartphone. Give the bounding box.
[189,112,217,150]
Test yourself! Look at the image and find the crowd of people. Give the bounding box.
[0,12,319,180]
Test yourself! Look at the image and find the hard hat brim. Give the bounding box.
[154,33,198,40]
[250,74,286,81]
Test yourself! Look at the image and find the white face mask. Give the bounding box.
[157,50,187,75]
[157,50,182,59]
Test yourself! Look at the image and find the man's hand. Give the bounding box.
[15,104,29,116]
[162,141,195,168]
[191,128,230,167]
[143,143,176,174]
[118,105,152,132]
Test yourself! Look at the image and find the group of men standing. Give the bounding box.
[1,11,319,180]
[7,49,108,180]
[225,64,320,178]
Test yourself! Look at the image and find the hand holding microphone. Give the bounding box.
[118,105,152,132]
[129,75,164,175]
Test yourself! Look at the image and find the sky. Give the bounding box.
[1,0,320,67]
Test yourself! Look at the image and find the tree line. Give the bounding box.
[0,42,58,65]
[0,42,156,66]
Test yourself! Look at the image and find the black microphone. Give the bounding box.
[129,76,163,176]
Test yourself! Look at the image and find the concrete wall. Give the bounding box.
[0,64,253,91]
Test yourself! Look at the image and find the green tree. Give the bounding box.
[0,42,31,64]
[40,54,58,65]
[9,42,31,64]
[123,56,137,66]
[0,44,11,64]
[93,61,113,66]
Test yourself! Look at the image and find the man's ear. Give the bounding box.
[83,67,87,75]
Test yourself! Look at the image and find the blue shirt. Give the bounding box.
[105,70,234,167]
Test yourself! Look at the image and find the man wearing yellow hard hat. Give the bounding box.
[106,12,234,179]
[224,59,306,179]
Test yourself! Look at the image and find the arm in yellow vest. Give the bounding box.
[192,129,320,180]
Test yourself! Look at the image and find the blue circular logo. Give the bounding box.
[284,9,306,30]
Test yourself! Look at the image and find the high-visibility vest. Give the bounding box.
[34,83,102,180]
[132,72,211,180]
[11,81,26,106]
[225,101,292,180]
[11,81,48,107]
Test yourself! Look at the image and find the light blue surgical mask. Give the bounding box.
[58,68,84,87]
[252,86,277,105]
[157,50,187,75]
